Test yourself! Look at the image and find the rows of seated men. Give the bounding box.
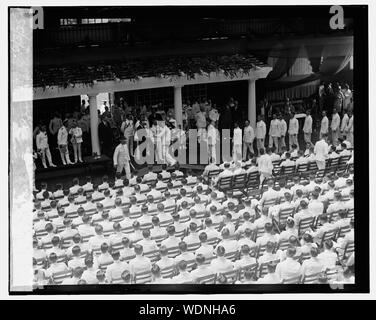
[204,145,353,187]
[32,162,355,286]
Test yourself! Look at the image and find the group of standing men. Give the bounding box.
[231,107,354,162]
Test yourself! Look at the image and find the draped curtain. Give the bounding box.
[319,42,353,75]
[266,43,301,80]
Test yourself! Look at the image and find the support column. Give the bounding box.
[247,80,257,129]
[174,85,183,128]
[89,94,101,156]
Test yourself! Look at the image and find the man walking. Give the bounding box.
[113,137,131,179]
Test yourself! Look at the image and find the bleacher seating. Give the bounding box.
[32,151,354,285]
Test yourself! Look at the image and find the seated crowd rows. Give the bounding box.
[32,154,355,285]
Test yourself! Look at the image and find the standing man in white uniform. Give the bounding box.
[256,115,266,154]
[268,114,280,150]
[330,108,341,147]
[242,120,255,161]
[207,120,218,163]
[278,114,287,153]
[113,137,131,179]
[57,120,73,165]
[288,113,299,150]
[232,122,242,162]
[303,109,313,144]
[314,133,329,170]
[320,111,329,140]
[36,125,56,168]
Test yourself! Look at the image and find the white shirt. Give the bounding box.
[269,119,281,137]
[243,125,255,143]
[275,257,301,280]
[331,113,341,131]
[314,139,329,161]
[210,257,234,274]
[233,127,242,145]
[256,121,266,139]
[128,255,152,274]
[288,117,299,135]
[317,250,338,269]
[303,115,312,133]
[36,131,49,149]
[279,119,287,136]
[257,154,273,175]
[57,126,69,145]
[341,114,349,132]
[320,116,329,134]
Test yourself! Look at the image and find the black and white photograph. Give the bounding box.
[6,2,371,297]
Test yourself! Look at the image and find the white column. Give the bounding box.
[247,80,257,129]
[89,94,101,156]
[174,85,183,127]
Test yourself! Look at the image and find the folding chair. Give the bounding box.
[217,176,233,193]
[347,208,354,220]
[160,218,174,228]
[253,227,265,242]
[232,173,248,194]
[238,263,258,282]
[99,260,114,272]
[175,228,186,239]
[164,205,177,215]
[319,228,338,247]
[81,234,94,243]
[51,269,73,285]
[246,172,260,190]
[276,239,290,253]
[296,163,309,175]
[151,234,168,246]
[302,271,322,284]
[218,269,238,284]
[258,259,280,278]
[282,275,301,284]
[328,210,342,223]
[187,242,201,252]
[129,211,142,220]
[144,249,160,263]
[280,165,296,176]
[134,270,152,284]
[276,207,295,229]
[196,273,217,284]
[337,225,351,239]
[167,246,180,258]
[224,251,239,262]
[341,241,355,261]
[160,265,176,278]
[325,266,341,282]
[297,217,315,237]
